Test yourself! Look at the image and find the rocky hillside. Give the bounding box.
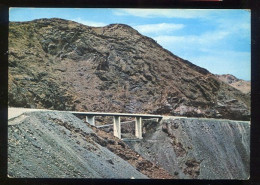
[216,74,251,94]
[8,18,250,120]
[126,117,250,179]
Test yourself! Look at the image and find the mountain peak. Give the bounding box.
[8,18,250,120]
[216,74,239,83]
[216,74,250,94]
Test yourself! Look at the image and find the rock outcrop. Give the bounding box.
[8,18,250,120]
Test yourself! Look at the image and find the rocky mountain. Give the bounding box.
[216,74,251,94]
[8,18,250,120]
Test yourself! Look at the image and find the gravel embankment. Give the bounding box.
[8,111,148,178]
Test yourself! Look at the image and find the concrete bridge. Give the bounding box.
[8,108,163,139]
[69,111,163,139]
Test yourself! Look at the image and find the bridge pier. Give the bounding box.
[86,116,95,126]
[135,117,142,139]
[113,116,121,139]
[80,112,162,140]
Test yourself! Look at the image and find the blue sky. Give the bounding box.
[9,8,251,80]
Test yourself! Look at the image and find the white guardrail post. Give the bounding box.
[135,117,143,139]
[113,116,121,139]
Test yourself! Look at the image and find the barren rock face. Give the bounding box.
[9,18,250,120]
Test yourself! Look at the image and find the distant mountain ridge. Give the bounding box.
[8,18,250,120]
[216,74,251,94]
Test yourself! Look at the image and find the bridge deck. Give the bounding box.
[8,108,161,139]
[69,111,163,119]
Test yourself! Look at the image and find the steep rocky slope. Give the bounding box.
[125,117,250,179]
[8,18,250,120]
[216,74,251,94]
[8,111,172,178]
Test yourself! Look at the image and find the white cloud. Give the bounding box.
[153,31,250,80]
[134,23,184,35]
[72,18,107,27]
[114,9,219,19]
[154,30,230,52]
[216,17,251,39]
[187,51,251,80]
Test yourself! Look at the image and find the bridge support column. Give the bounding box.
[86,116,95,126]
[135,117,142,139]
[113,116,121,139]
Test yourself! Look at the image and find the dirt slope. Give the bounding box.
[125,117,250,179]
[8,18,250,120]
[8,110,172,178]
